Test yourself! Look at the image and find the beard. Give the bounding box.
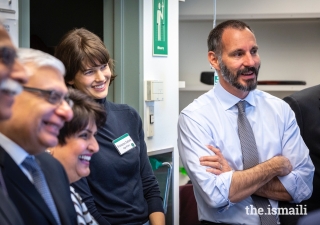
[219,60,260,92]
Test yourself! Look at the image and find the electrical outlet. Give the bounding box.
[146,105,154,137]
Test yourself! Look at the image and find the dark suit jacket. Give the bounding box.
[0,155,24,225]
[0,186,25,225]
[0,145,77,225]
[297,209,320,225]
[283,85,320,213]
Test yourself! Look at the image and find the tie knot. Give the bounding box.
[22,156,40,173]
[236,101,246,114]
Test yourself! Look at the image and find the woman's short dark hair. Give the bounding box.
[57,88,106,145]
[54,28,116,86]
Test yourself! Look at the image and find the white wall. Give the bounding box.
[179,20,211,89]
[0,0,19,47]
[179,19,320,90]
[142,1,179,224]
[180,0,320,20]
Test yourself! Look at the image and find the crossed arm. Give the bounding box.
[200,146,293,203]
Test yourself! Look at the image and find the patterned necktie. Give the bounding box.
[237,101,277,225]
[22,156,61,225]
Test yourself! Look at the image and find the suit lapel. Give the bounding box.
[38,155,67,225]
[0,146,58,225]
[37,152,79,225]
[0,191,24,225]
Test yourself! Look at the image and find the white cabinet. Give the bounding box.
[0,0,19,47]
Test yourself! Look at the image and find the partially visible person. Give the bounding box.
[0,24,14,77]
[0,24,27,225]
[178,20,314,224]
[297,209,320,225]
[55,28,165,225]
[0,48,77,225]
[48,88,106,225]
[282,85,320,213]
[0,25,27,120]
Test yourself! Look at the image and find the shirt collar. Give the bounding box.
[214,82,256,110]
[0,132,31,165]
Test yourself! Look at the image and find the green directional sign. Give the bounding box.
[153,0,168,56]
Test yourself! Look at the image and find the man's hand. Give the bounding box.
[255,177,293,201]
[270,155,292,176]
[253,156,293,201]
[199,145,293,202]
[199,145,232,175]
[229,155,293,202]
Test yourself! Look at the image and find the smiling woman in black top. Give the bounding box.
[55,28,164,225]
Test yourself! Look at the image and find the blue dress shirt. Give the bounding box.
[178,83,314,224]
[0,133,33,181]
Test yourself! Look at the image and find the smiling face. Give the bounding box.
[0,59,28,120]
[52,120,99,183]
[0,34,28,120]
[70,63,111,99]
[209,27,261,99]
[0,65,73,154]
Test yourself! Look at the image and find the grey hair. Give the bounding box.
[17,48,65,76]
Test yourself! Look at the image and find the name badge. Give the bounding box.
[112,133,136,155]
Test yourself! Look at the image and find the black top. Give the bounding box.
[72,100,163,225]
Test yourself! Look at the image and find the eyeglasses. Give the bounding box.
[23,86,74,108]
[0,46,17,67]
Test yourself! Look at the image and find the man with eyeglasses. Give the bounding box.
[0,24,28,225]
[0,48,77,225]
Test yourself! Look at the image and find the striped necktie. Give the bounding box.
[237,101,277,225]
[22,156,61,225]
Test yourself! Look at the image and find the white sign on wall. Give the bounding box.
[0,0,19,47]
